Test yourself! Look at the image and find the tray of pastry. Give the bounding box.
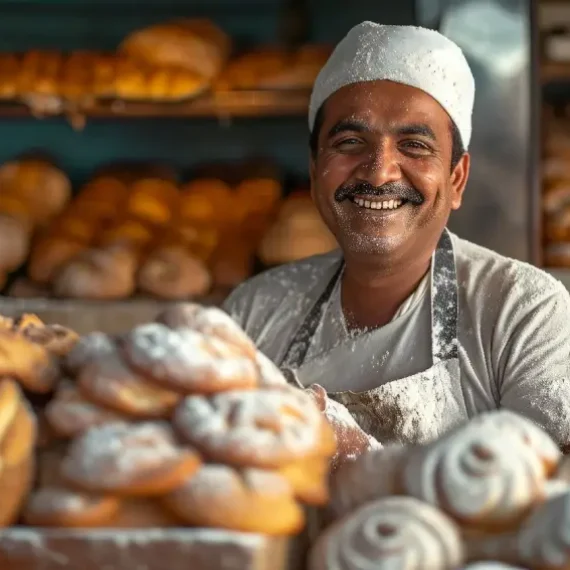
[0,306,337,570]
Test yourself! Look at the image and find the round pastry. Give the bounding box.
[162,222,219,261]
[178,192,217,224]
[163,463,303,535]
[403,424,545,529]
[155,303,257,358]
[254,350,288,386]
[235,178,282,214]
[77,345,180,419]
[125,178,180,225]
[120,323,259,394]
[64,331,115,376]
[61,421,202,496]
[53,246,138,300]
[0,214,31,272]
[0,330,59,393]
[278,454,331,505]
[329,444,410,519]
[98,219,156,250]
[468,410,561,475]
[46,382,129,438]
[27,236,85,285]
[17,321,79,357]
[0,380,24,444]
[0,194,34,224]
[23,487,120,527]
[49,212,99,244]
[308,496,465,570]
[173,386,334,468]
[109,498,179,527]
[137,246,212,299]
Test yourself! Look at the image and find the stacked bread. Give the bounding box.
[0,158,71,287]
[542,112,570,267]
[23,303,336,534]
[310,410,567,570]
[258,191,338,266]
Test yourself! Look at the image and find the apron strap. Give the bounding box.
[281,228,459,370]
[430,228,459,364]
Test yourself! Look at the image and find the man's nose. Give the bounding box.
[355,143,401,187]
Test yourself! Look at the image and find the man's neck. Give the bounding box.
[340,253,431,332]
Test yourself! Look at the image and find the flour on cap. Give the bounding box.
[309,22,475,149]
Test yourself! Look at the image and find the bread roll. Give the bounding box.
[0,214,31,272]
[28,236,85,284]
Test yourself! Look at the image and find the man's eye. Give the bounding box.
[401,140,430,150]
[334,138,362,148]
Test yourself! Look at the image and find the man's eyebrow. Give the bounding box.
[327,119,370,138]
[395,123,437,140]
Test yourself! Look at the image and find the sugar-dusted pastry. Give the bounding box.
[61,421,201,496]
[137,246,212,300]
[27,235,86,284]
[156,303,257,358]
[64,331,115,376]
[254,350,288,387]
[53,245,138,300]
[278,454,331,505]
[23,487,121,527]
[163,463,304,535]
[46,381,129,438]
[308,496,465,570]
[77,343,180,419]
[0,330,59,393]
[173,386,335,468]
[329,444,410,519]
[0,214,31,272]
[468,410,561,475]
[120,323,259,394]
[403,424,545,529]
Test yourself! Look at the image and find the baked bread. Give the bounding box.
[28,235,86,284]
[0,214,31,272]
[8,277,51,298]
[137,246,212,299]
[125,178,180,225]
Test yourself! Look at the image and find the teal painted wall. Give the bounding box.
[0,0,415,186]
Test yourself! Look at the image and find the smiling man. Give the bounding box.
[224,22,570,458]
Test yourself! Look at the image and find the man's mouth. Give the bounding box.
[350,196,407,211]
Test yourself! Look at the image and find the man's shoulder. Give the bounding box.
[452,233,568,305]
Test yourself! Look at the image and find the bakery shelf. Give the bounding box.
[0,90,312,120]
[542,61,570,83]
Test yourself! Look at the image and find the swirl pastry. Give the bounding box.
[15,319,79,357]
[403,425,545,529]
[0,330,59,393]
[469,410,561,475]
[329,444,409,519]
[53,246,137,300]
[46,382,129,438]
[64,332,115,376]
[156,303,257,358]
[163,464,304,535]
[61,421,201,496]
[137,246,212,300]
[23,487,120,527]
[173,386,335,468]
[77,343,180,419]
[308,496,465,570]
[120,323,259,394]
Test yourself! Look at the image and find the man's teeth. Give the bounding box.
[353,198,403,210]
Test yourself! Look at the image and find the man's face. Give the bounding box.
[310,80,470,264]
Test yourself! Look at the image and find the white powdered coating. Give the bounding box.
[330,445,408,518]
[309,496,465,570]
[123,323,258,391]
[254,351,288,386]
[462,564,526,570]
[65,332,115,375]
[27,487,92,515]
[404,424,545,524]
[517,491,570,568]
[174,388,322,466]
[61,421,181,488]
[468,410,561,471]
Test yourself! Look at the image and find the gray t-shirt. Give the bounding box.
[223,232,570,447]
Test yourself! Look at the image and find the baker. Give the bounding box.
[223,22,570,458]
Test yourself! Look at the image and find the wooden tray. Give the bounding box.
[0,528,290,570]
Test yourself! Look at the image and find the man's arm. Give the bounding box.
[498,283,570,449]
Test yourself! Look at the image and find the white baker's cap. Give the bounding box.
[309,22,476,149]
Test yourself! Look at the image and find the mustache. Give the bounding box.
[334,181,424,205]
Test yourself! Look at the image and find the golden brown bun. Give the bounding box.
[48,212,100,244]
[125,178,180,225]
[209,239,255,289]
[158,222,219,262]
[0,54,19,99]
[53,246,138,300]
[0,194,35,225]
[109,498,180,527]
[0,214,31,272]
[137,245,212,300]
[0,158,71,226]
[7,277,51,298]
[119,19,231,79]
[28,236,86,284]
[98,219,156,251]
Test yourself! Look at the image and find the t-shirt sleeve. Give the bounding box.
[498,282,570,449]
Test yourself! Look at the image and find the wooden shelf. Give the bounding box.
[0,90,312,120]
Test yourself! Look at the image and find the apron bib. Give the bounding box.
[279,229,469,446]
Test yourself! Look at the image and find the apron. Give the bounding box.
[279,229,469,446]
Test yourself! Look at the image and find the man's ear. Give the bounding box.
[450,152,470,210]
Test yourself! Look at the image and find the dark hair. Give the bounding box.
[309,105,465,171]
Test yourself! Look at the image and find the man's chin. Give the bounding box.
[339,231,409,256]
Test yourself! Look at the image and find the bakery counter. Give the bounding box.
[0,294,227,334]
[0,528,290,570]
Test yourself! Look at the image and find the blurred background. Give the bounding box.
[0,0,562,312]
